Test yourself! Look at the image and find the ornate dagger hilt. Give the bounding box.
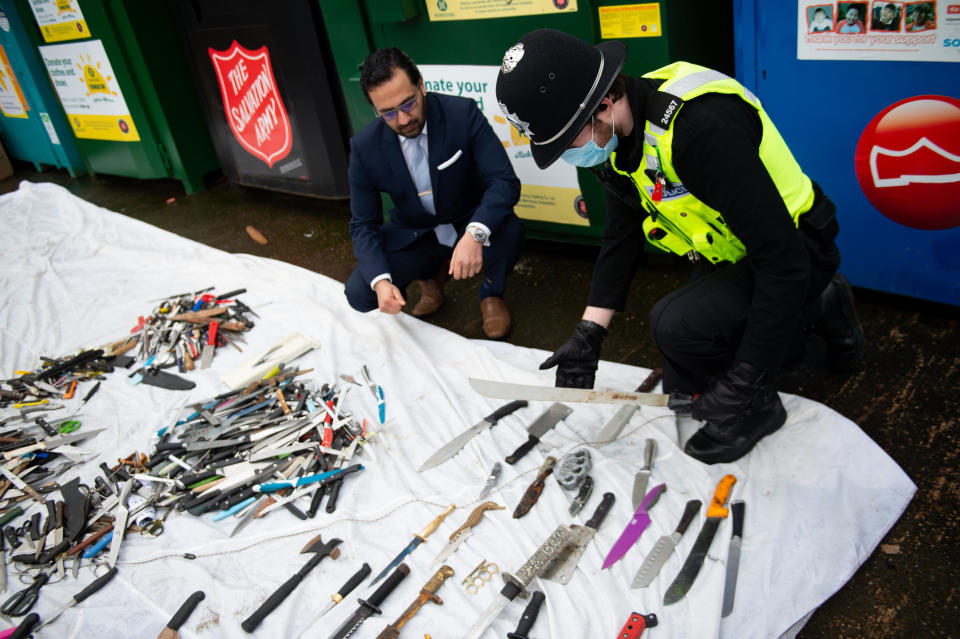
[448,502,504,540]
[376,565,454,639]
[502,525,572,600]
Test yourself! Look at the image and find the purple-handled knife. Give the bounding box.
[601,483,667,570]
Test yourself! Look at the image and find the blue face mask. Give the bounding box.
[561,113,618,167]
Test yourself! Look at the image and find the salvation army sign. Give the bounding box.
[209,42,292,168]
[854,95,960,230]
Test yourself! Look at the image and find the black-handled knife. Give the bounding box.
[158,591,206,639]
[328,563,410,639]
[37,566,119,630]
[507,590,546,639]
[419,400,528,471]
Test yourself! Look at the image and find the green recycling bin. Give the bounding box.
[318,0,733,244]
[11,0,218,194]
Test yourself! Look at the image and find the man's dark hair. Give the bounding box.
[360,47,422,103]
[884,3,896,11]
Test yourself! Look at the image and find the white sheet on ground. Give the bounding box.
[0,182,915,639]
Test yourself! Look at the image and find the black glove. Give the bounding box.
[690,361,776,426]
[539,320,607,388]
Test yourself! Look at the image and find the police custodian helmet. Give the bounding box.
[495,29,627,169]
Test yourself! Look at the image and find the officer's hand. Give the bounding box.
[690,361,773,425]
[373,280,406,315]
[539,320,607,388]
[450,233,483,280]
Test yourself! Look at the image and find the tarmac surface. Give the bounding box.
[2,165,957,638]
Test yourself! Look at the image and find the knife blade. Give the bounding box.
[663,474,737,605]
[721,500,745,617]
[602,483,666,570]
[106,479,133,568]
[418,400,528,471]
[300,563,371,629]
[504,403,573,465]
[632,499,701,588]
[542,492,616,584]
[469,378,670,407]
[478,462,501,499]
[632,439,657,510]
[512,456,557,519]
[3,429,107,459]
[595,369,663,445]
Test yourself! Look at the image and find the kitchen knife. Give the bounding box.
[721,500,745,617]
[595,369,663,445]
[505,403,573,465]
[418,400,527,471]
[632,499,701,588]
[602,483,666,569]
[632,439,656,510]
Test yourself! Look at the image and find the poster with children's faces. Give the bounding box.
[797,1,960,60]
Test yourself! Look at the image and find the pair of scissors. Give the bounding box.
[1,571,49,616]
[57,420,81,434]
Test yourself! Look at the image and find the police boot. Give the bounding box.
[813,273,864,371]
[684,362,786,464]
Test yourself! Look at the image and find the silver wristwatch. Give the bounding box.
[468,226,489,244]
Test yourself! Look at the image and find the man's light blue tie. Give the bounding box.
[410,135,456,246]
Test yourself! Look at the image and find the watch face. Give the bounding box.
[471,228,489,243]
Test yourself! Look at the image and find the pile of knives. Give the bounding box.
[0,349,114,410]
[133,367,369,535]
[103,286,257,375]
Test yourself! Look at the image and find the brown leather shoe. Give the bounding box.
[481,296,511,339]
[411,265,448,317]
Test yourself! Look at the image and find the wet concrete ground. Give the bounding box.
[2,166,958,637]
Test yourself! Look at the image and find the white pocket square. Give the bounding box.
[436,149,463,171]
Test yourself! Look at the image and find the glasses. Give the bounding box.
[376,96,418,121]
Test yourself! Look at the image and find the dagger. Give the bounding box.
[431,501,504,568]
[297,562,371,632]
[602,483,666,570]
[370,504,455,586]
[376,565,455,639]
[513,456,557,519]
[664,474,737,605]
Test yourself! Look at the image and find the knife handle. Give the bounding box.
[418,504,456,539]
[8,612,39,639]
[505,434,539,465]
[168,591,206,631]
[731,500,745,538]
[707,474,737,518]
[338,562,372,598]
[507,590,545,639]
[449,502,504,539]
[365,563,411,610]
[676,500,702,536]
[586,492,616,530]
[73,566,118,603]
[242,556,322,632]
[484,400,528,425]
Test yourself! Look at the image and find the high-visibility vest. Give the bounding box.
[610,62,815,263]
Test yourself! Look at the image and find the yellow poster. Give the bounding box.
[427,0,577,22]
[598,3,662,39]
[0,45,29,118]
[39,40,140,142]
[29,0,90,43]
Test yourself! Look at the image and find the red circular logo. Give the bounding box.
[854,95,960,230]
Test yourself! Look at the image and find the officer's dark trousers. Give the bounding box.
[649,194,841,394]
[344,214,525,312]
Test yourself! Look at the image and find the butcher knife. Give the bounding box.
[157,591,205,639]
[541,492,616,584]
[504,403,573,465]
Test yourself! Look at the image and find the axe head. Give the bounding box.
[300,534,343,557]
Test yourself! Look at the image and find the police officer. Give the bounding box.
[495,29,864,464]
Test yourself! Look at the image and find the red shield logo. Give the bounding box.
[209,42,292,168]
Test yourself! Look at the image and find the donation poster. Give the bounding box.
[0,44,29,118]
[797,1,960,61]
[598,3,663,39]
[426,0,576,22]
[420,64,588,227]
[29,0,89,43]
[38,40,140,141]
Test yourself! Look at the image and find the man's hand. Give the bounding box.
[449,233,483,280]
[539,320,607,388]
[373,279,406,314]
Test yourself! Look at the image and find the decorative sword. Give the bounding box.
[376,565,455,639]
[461,525,573,639]
[370,505,456,586]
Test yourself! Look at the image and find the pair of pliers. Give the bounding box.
[359,365,385,424]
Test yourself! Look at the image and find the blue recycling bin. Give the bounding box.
[734,0,960,306]
[0,2,87,176]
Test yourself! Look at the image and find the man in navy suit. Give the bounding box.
[345,48,524,339]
